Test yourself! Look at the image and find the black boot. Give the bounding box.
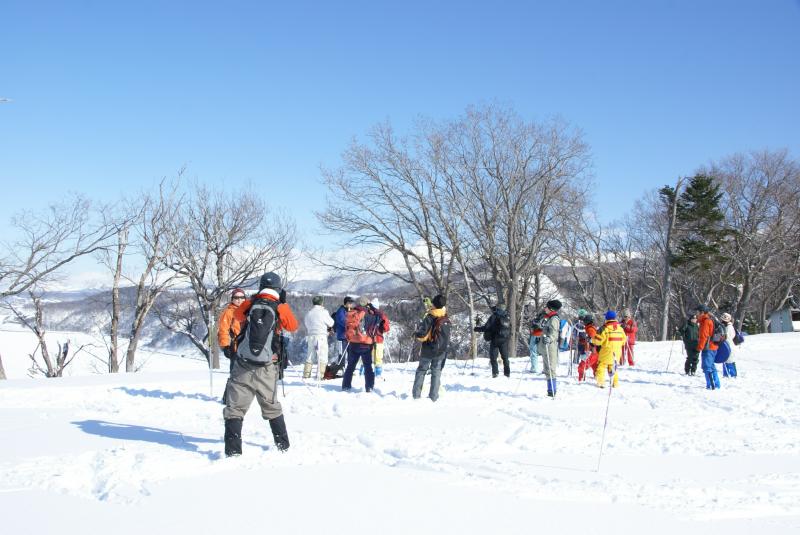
[268,414,290,452]
[224,418,243,457]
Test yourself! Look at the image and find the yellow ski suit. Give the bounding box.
[591,320,626,388]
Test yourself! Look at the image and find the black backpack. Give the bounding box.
[236,298,279,363]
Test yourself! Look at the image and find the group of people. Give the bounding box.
[680,305,740,389]
[474,300,638,397]
[213,270,739,457]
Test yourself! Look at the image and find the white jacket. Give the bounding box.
[304,305,334,336]
[725,323,738,362]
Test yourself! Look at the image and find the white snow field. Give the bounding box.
[1,330,799,534]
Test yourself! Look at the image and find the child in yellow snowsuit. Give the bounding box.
[591,310,626,388]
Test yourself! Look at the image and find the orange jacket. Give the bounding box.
[234,291,299,334]
[696,313,718,351]
[218,302,242,349]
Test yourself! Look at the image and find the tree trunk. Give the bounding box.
[0,352,6,380]
[660,182,681,340]
[108,228,126,373]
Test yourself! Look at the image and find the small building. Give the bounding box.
[768,308,800,333]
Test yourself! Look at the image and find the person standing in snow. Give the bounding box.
[341,296,377,392]
[218,288,247,373]
[474,304,512,378]
[222,272,298,456]
[680,313,700,375]
[591,310,626,388]
[328,296,354,375]
[303,296,334,380]
[696,304,721,390]
[535,300,562,396]
[577,313,599,381]
[720,312,738,378]
[412,294,451,401]
[620,309,637,366]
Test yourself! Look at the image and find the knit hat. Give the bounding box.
[546,299,562,311]
[720,312,732,323]
[605,310,617,321]
[432,294,446,309]
[358,296,369,307]
[312,296,324,306]
[231,288,245,299]
[577,308,587,317]
[259,272,282,290]
[695,304,709,313]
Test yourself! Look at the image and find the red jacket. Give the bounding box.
[622,318,638,345]
[370,306,391,343]
[696,313,718,351]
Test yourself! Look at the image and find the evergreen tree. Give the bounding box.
[671,174,729,271]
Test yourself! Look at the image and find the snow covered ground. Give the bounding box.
[1,330,799,534]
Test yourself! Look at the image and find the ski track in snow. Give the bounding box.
[1,333,800,526]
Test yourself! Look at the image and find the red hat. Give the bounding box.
[231,288,246,299]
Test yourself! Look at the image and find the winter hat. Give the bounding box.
[432,294,446,309]
[546,299,562,311]
[358,296,369,307]
[231,288,245,299]
[605,310,617,321]
[623,309,633,318]
[343,296,354,305]
[582,314,594,324]
[312,296,324,306]
[720,312,732,323]
[695,304,710,313]
[259,272,282,290]
[577,308,587,317]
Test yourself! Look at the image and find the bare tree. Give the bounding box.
[6,291,90,377]
[0,195,115,379]
[165,184,297,368]
[123,180,186,372]
[443,106,591,355]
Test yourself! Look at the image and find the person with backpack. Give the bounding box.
[720,312,739,378]
[412,294,451,401]
[621,309,638,366]
[341,296,379,392]
[325,296,354,379]
[474,304,512,378]
[223,272,299,456]
[592,310,626,388]
[218,288,247,373]
[535,299,562,396]
[696,304,721,390]
[303,296,334,380]
[680,312,700,375]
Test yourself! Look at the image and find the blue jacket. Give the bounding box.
[334,305,349,341]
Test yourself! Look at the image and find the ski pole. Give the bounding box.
[664,329,677,372]
[596,357,616,472]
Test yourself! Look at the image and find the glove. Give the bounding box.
[279,289,287,304]
[542,336,552,345]
[222,346,234,359]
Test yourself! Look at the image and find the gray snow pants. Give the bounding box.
[223,358,282,421]
[412,355,444,401]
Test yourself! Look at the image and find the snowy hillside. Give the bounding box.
[1,331,799,534]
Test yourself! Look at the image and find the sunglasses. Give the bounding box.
[232,295,246,300]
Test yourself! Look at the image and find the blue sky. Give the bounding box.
[1,0,798,245]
